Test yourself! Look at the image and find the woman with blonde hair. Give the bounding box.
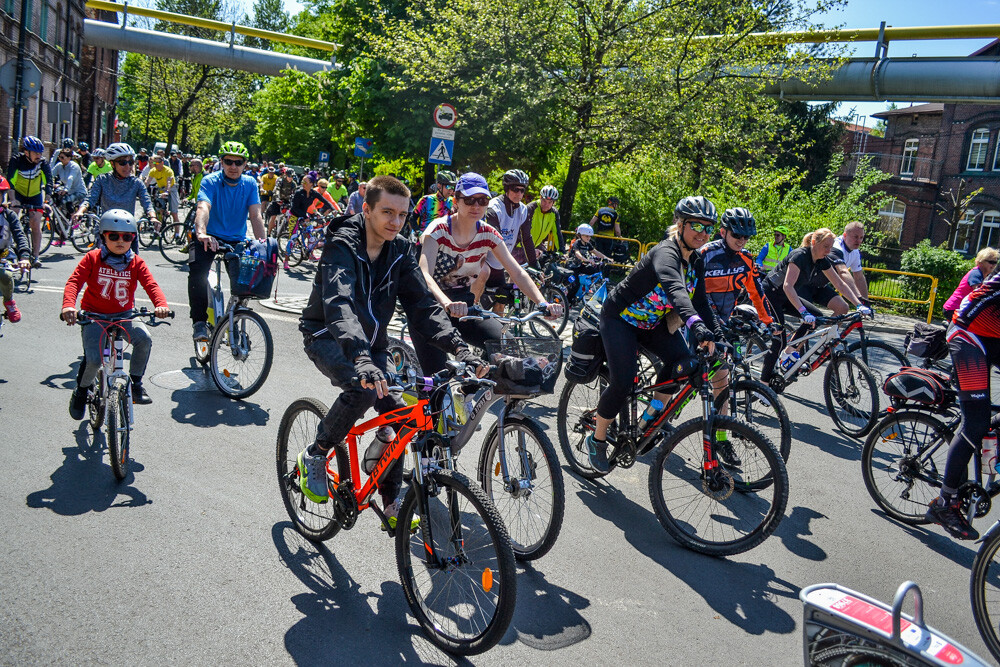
[942,247,998,321]
[759,227,871,382]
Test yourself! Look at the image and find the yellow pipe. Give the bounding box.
[85,0,339,52]
[689,24,1000,45]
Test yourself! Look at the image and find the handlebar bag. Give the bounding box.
[232,237,279,299]
[565,309,605,384]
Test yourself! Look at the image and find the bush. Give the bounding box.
[899,240,974,319]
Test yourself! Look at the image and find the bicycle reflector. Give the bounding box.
[482,568,494,593]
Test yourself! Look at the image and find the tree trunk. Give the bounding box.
[559,143,586,232]
[180,120,189,152]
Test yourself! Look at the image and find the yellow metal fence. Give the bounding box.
[863,267,939,323]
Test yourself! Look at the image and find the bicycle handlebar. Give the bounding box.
[72,307,176,326]
[459,304,548,324]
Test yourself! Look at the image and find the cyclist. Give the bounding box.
[135,148,150,176]
[73,143,157,249]
[925,268,1000,540]
[412,172,561,375]
[759,227,872,383]
[85,148,112,186]
[265,168,297,236]
[589,195,622,259]
[346,181,366,215]
[943,248,998,321]
[409,170,455,235]
[586,195,720,473]
[145,155,180,227]
[755,224,792,272]
[328,172,349,207]
[186,157,205,202]
[296,175,487,526]
[77,142,91,171]
[0,175,31,323]
[52,148,89,211]
[282,172,336,268]
[259,166,277,204]
[6,135,53,267]
[566,223,610,269]
[307,178,343,216]
[481,169,538,313]
[61,209,170,417]
[189,141,265,343]
[828,221,868,302]
[526,184,564,256]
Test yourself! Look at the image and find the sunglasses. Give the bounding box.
[728,232,749,241]
[222,158,246,166]
[104,232,135,242]
[462,195,490,206]
[115,159,135,166]
[542,197,556,202]
[985,260,998,265]
[687,220,714,234]
[509,186,526,194]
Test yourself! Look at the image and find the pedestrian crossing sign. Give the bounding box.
[428,137,453,165]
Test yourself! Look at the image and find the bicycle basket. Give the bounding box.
[484,337,562,395]
[232,237,278,299]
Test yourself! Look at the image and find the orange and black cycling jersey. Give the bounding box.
[955,270,1000,339]
[698,238,774,325]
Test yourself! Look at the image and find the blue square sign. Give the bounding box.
[354,138,373,158]
[428,137,453,165]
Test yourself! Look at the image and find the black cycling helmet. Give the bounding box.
[62,137,75,149]
[78,142,89,151]
[502,169,529,189]
[436,170,456,186]
[607,196,620,206]
[674,196,717,223]
[720,207,756,237]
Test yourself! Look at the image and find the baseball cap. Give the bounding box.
[455,172,490,198]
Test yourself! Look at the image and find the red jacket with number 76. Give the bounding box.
[62,248,167,314]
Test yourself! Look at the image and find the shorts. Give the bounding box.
[14,192,44,210]
[797,284,839,308]
[167,188,179,214]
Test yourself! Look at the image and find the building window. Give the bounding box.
[994,140,1000,172]
[954,210,978,254]
[39,1,48,42]
[4,0,13,15]
[877,199,906,242]
[980,211,1000,252]
[968,128,990,171]
[23,0,32,30]
[901,139,918,176]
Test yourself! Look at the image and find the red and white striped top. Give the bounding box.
[424,216,503,293]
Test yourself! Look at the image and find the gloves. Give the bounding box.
[455,347,488,373]
[857,304,873,317]
[690,321,715,344]
[353,354,385,386]
[768,322,784,337]
[803,313,816,326]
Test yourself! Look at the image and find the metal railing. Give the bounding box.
[845,152,943,183]
[863,267,939,323]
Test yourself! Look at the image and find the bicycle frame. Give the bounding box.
[776,316,863,380]
[99,327,134,428]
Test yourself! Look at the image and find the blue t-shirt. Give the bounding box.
[197,172,261,242]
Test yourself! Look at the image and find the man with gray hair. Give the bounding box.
[346,181,366,215]
[829,220,869,302]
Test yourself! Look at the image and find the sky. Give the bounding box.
[275,0,995,126]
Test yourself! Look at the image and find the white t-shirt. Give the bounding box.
[831,235,862,273]
[423,217,504,294]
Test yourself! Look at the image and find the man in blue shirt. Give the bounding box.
[189,141,265,341]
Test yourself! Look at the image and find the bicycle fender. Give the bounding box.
[976,519,1000,545]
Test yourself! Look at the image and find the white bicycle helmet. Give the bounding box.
[576,223,594,236]
[100,209,138,233]
[105,143,136,161]
[540,185,559,200]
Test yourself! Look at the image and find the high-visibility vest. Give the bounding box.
[762,242,790,271]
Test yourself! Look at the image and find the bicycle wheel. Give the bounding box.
[823,354,880,439]
[972,526,1000,664]
[861,410,951,524]
[276,398,346,542]
[286,236,306,267]
[38,215,55,255]
[556,370,615,479]
[847,339,908,388]
[525,314,561,343]
[106,383,131,481]
[542,285,570,336]
[648,416,787,556]
[209,310,273,399]
[275,227,290,259]
[395,469,516,655]
[158,223,190,265]
[70,219,96,252]
[136,217,158,248]
[715,378,791,462]
[477,415,565,561]
[387,335,421,376]
[88,368,105,431]
[742,333,771,380]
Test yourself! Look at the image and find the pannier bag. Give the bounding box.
[905,322,948,361]
[233,237,279,299]
[565,310,605,384]
[882,366,955,407]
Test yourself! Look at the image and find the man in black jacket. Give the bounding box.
[297,175,486,526]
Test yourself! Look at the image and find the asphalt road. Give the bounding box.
[1,245,996,665]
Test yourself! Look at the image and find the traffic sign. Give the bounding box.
[317,150,330,162]
[431,127,455,141]
[433,103,456,130]
[354,137,373,158]
[428,137,453,165]
[0,59,41,105]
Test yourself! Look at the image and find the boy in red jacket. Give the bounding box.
[61,209,170,419]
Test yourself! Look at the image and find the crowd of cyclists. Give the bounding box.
[4,133,1000,640]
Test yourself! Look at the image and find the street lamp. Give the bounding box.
[119,122,129,142]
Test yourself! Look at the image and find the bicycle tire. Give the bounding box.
[395,469,516,655]
[477,414,565,561]
[286,237,306,267]
[847,339,908,388]
[88,368,105,431]
[136,217,158,248]
[275,398,346,542]
[70,219,96,252]
[823,354,880,439]
[556,370,615,479]
[387,335,421,376]
[525,313,561,344]
[542,285,570,336]
[715,378,791,462]
[106,383,131,481]
[209,310,273,399]
[861,410,952,524]
[275,227,290,259]
[158,222,190,265]
[648,416,788,556]
[972,526,1000,664]
[38,216,55,255]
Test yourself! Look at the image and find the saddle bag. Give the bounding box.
[564,310,605,384]
[905,322,948,362]
[882,366,955,408]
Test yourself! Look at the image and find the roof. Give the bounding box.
[871,103,945,119]
[836,120,875,134]
[970,39,1000,57]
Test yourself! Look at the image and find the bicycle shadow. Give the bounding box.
[871,509,979,569]
[169,377,270,429]
[25,422,151,515]
[788,416,862,462]
[774,506,828,561]
[574,481,797,635]
[497,562,592,650]
[41,359,81,391]
[271,522,470,666]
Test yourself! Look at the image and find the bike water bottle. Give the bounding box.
[362,425,396,475]
[983,430,999,477]
[642,399,664,423]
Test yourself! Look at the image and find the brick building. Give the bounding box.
[837,39,1000,261]
[1,0,118,162]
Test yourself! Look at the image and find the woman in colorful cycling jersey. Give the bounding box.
[586,196,720,473]
[926,268,1000,541]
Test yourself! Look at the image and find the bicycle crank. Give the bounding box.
[958,481,991,520]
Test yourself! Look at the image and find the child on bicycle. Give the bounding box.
[61,209,170,419]
[566,223,610,270]
[0,175,31,322]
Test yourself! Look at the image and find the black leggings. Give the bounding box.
[187,242,239,324]
[410,296,504,375]
[941,327,1000,496]
[761,286,824,383]
[596,314,690,421]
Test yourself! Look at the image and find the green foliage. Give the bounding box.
[900,240,974,318]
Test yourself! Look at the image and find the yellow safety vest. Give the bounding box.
[531,206,559,249]
[762,242,790,271]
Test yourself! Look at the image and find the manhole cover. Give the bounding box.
[260,295,309,314]
[149,368,217,391]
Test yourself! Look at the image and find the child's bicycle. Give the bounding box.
[74,308,174,480]
[275,362,516,655]
[193,241,274,399]
[557,345,788,556]
[0,254,31,295]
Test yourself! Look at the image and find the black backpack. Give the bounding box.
[564,309,605,384]
[906,322,948,361]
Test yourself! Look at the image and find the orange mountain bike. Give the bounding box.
[276,362,516,656]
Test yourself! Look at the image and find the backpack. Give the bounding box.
[564,308,605,384]
[905,322,948,361]
[882,367,955,408]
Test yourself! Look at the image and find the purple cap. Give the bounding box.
[455,172,490,198]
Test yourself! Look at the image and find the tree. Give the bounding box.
[244,0,289,50]
[937,179,984,251]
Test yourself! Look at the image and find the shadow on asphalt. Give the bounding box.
[25,422,151,515]
[169,367,270,428]
[785,398,864,461]
[573,480,798,636]
[498,562,592,651]
[271,522,471,666]
[774,506,828,562]
[871,508,980,569]
[41,359,81,391]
